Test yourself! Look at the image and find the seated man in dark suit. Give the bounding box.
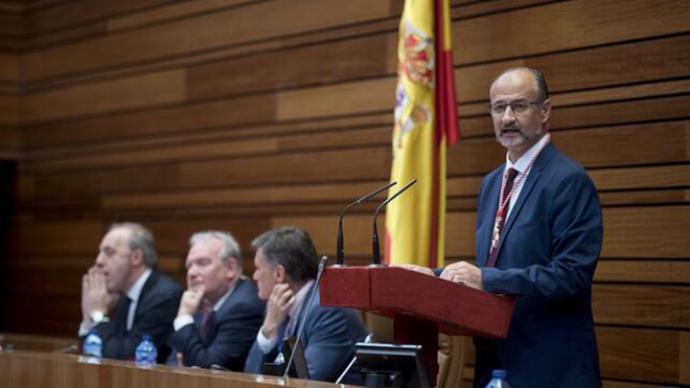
[80,222,182,362]
[169,231,264,370]
[244,226,368,382]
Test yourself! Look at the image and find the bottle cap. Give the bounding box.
[491,369,507,378]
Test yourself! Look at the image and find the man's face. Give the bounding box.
[95,228,133,293]
[490,70,551,159]
[185,238,236,301]
[252,248,278,300]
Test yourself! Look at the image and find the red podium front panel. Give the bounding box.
[320,266,514,338]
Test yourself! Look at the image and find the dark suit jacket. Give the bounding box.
[244,284,368,382]
[169,278,265,370]
[473,143,602,388]
[90,270,182,363]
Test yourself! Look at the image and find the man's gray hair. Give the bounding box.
[492,66,550,102]
[109,222,158,268]
[190,231,243,272]
[251,226,318,283]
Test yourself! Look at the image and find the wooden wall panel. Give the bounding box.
[595,261,690,284]
[20,93,277,149]
[277,78,396,121]
[453,0,690,65]
[0,53,19,83]
[0,127,18,158]
[590,165,690,191]
[0,96,18,126]
[8,220,104,255]
[603,206,690,258]
[20,0,396,81]
[106,0,259,32]
[187,33,395,100]
[3,0,690,386]
[19,70,186,123]
[593,285,690,328]
[597,327,688,385]
[22,0,174,36]
[0,7,23,39]
[23,125,390,173]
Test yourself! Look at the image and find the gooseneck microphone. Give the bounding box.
[372,179,417,265]
[336,181,397,265]
[282,256,329,379]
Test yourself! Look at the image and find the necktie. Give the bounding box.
[284,315,297,339]
[199,309,215,342]
[275,316,291,364]
[116,296,132,333]
[487,168,519,267]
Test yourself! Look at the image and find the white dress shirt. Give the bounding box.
[503,133,551,220]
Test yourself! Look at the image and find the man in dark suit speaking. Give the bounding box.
[170,231,264,370]
[405,67,603,388]
[79,222,182,362]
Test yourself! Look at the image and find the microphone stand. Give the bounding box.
[372,179,417,265]
[336,182,397,266]
[282,256,329,379]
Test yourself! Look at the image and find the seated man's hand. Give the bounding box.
[82,266,119,322]
[178,286,205,317]
[261,283,294,339]
[440,261,483,290]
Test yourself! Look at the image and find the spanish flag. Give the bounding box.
[385,0,459,268]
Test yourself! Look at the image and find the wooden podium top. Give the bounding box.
[320,266,515,338]
[0,349,348,388]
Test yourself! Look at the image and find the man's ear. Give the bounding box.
[130,248,145,266]
[274,264,287,283]
[225,257,240,279]
[541,98,552,124]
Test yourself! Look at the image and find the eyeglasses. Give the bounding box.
[489,100,541,116]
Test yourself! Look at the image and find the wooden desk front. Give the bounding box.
[0,350,349,388]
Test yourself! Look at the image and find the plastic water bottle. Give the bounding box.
[485,369,512,388]
[82,331,102,358]
[134,335,158,367]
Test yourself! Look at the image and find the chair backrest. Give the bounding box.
[437,335,470,388]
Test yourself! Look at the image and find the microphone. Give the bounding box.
[372,179,417,265]
[336,182,397,265]
[282,256,329,379]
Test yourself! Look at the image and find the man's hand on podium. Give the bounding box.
[440,261,483,290]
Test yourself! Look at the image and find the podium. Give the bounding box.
[319,266,515,386]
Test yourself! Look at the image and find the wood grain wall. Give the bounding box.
[1,0,689,386]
